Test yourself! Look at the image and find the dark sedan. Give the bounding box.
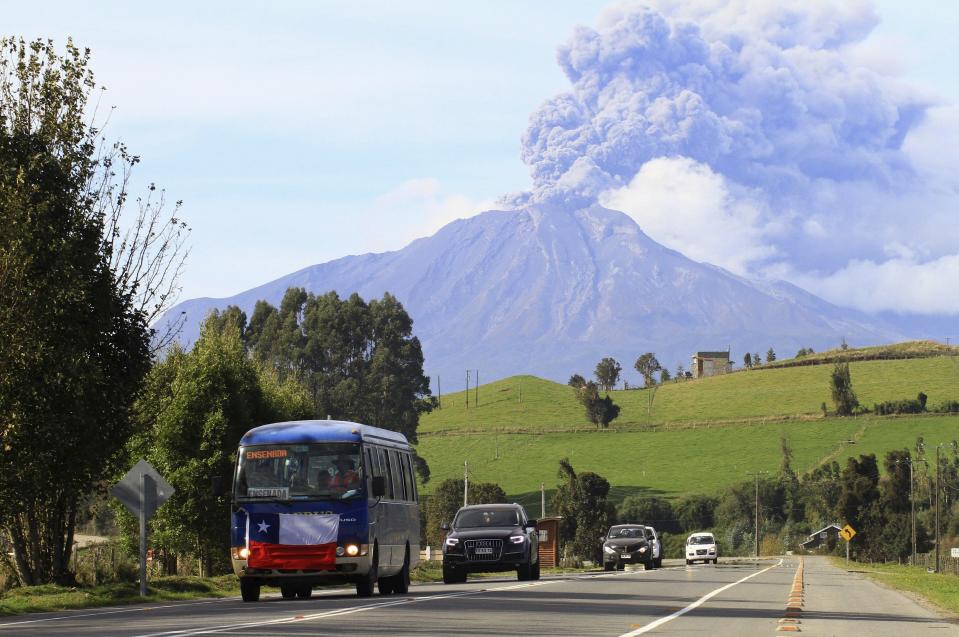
[441,503,539,583]
[602,524,654,571]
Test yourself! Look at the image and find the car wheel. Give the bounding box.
[442,564,461,585]
[655,557,662,569]
[713,559,719,565]
[356,548,378,597]
[531,558,541,581]
[240,578,260,602]
[616,562,626,571]
[604,561,614,571]
[517,562,531,581]
[685,559,692,566]
[296,585,312,599]
[280,585,297,600]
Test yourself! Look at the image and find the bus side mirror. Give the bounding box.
[371,476,386,497]
[211,476,225,497]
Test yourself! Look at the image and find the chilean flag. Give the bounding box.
[246,513,339,570]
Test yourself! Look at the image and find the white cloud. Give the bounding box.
[789,254,959,314]
[600,157,775,274]
[367,178,496,251]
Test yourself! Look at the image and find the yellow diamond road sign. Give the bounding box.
[840,524,856,541]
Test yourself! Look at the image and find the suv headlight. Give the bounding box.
[510,535,525,544]
[638,546,647,553]
[445,537,459,547]
[603,545,616,554]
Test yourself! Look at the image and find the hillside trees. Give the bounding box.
[594,357,621,392]
[220,287,434,479]
[634,353,661,387]
[617,496,680,533]
[553,459,614,563]
[0,39,176,585]
[120,317,313,575]
[766,348,776,363]
[567,374,586,388]
[575,381,620,428]
[830,362,859,416]
[422,479,507,547]
[743,352,752,368]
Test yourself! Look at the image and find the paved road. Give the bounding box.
[0,557,955,636]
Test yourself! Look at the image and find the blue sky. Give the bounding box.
[9,1,959,313]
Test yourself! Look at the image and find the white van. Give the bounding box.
[685,532,718,565]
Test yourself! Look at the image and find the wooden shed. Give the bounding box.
[536,516,563,568]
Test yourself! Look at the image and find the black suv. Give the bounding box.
[441,503,539,583]
[602,524,654,571]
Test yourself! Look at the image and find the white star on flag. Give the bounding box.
[257,520,270,534]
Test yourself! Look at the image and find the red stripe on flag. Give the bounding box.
[248,541,337,570]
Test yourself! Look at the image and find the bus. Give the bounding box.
[229,420,420,601]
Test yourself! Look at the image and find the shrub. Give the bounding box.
[936,400,959,413]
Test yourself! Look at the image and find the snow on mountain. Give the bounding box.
[158,203,901,385]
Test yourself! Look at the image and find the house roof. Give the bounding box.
[806,524,842,538]
[693,351,730,359]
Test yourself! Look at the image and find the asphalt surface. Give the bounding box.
[0,556,956,636]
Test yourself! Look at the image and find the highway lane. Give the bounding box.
[0,557,955,636]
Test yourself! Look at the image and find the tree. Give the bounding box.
[618,496,680,534]
[675,363,685,379]
[245,288,434,480]
[576,382,620,428]
[743,352,752,369]
[675,495,719,532]
[552,459,613,563]
[753,352,762,366]
[830,361,859,416]
[422,479,507,548]
[568,374,586,388]
[659,368,671,384]
[634,353,661,388]
[594,357,622,392]
[766,348,776,363]
[0,39,161,585]
[837,454,881,558]
[120,318,313,575]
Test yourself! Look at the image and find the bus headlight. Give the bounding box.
[345,544,360,557]
[231,547,250,560]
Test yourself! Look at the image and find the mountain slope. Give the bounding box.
[160,203,900,383]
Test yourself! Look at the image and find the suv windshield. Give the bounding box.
[455,509,520,528]
[689,535,714,545]
[235,443,363,501]
[608,527,645,539]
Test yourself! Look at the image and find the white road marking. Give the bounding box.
[617,559,784,636]
[0,600,225,629]
[132,570,651,637]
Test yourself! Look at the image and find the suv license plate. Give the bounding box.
[620,553,630,559]
[475,547,494,555]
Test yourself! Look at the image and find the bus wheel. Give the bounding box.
[280,585,296,599]
[394,548,411,594]
[296,585,312,599]
[240,579,260,602]
[356,549,378,597]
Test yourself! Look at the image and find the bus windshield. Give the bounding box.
[235,443,363,501]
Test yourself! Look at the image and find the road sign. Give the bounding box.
[110,459,174,597]
[110,459,174,518]
[951,548,959,559]
[839,524,857,541]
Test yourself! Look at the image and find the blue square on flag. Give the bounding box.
[249,513,280,544]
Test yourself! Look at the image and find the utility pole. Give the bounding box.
[475,370,479,406]
[755,474,760,557]
[541,482,546,518]
[936,445,941,573]
[437,376,441,409]
[464,460,469,507]
[465,370,470,409]
[910,459,916,565]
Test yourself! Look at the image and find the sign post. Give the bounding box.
[839,523,857,565]
[111,460,174,596]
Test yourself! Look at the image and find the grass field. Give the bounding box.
[422,355,959,433]
[417,415,959,506]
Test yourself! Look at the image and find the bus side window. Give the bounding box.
[387,450,406,501]
[377,448,394,499]
[364,447,376,489]
[402,453,416,502]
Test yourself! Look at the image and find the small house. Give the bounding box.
[691,351,731,378]
[800,524,843,551]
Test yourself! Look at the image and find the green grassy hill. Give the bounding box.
[416,344,959,505]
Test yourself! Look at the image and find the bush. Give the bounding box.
[874,395,927,416]
[936,400,959,414]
